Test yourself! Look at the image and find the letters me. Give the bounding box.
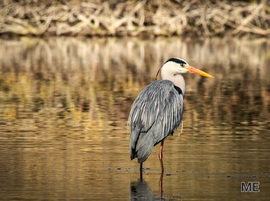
[241,181,260,192]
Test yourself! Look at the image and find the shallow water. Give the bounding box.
[0,37,269,200]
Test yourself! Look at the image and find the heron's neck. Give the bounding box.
[161,73,186,95]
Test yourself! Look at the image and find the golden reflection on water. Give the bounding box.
[0,37,269,200]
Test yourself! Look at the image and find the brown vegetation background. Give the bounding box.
[0,0,269,37]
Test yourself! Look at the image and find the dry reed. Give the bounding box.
[0,0,269,37]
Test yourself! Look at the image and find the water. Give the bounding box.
[0,37,269,200]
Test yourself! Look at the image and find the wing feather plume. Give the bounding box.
[128,80,184,163]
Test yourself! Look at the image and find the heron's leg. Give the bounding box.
[140,163,143,182]
[178,121,184,137]
[159,140,164,194]
[159,167,164,194]
[159,140,164,171]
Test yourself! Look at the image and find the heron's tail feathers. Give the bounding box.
[137,139,154,163]
[130,132,155,163]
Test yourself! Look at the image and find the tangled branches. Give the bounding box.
[0,0,269,37]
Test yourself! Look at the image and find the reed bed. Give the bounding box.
[0,0,269,37]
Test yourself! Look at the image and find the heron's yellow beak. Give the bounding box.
[186,66,214,78]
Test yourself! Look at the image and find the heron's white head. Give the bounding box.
[156,58,214,80]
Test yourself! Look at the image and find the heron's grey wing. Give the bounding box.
[128,80,184,163]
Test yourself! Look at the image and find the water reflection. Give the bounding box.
[0,37,269,200]
[131,166,165,200]
[130,180,155,200]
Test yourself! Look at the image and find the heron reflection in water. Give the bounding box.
[128,58,214,178]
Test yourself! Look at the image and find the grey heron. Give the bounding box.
[128,58,213,172]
